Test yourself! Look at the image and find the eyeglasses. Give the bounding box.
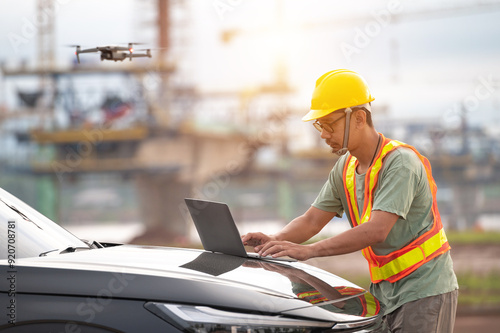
[313,114,346,133]
[312,107,369,133]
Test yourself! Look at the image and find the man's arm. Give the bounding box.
[272,206,337,243]
[258,210,399,260]
[242,206,336,249]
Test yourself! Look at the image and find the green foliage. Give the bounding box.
[456,271,500,306]
[447,231,500,245]
[458,271,500,290]
[341,271,500,308]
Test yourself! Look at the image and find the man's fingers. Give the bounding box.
[241,234,251,244]
[242,233,261,246]
[259,241,285,257]
[258,241,309,261]
[256,241,272,256]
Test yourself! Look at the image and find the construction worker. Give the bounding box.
[242,69,459,332]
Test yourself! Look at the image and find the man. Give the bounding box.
[242,69,458,332]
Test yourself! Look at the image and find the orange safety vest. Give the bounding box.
[296,286,381,317]
[342,134,451,283]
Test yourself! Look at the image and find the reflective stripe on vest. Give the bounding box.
[342,134,451,283]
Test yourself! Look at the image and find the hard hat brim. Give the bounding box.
[302,99,375,122]
[302,108,337,122]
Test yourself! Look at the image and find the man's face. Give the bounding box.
[316,111,346,153]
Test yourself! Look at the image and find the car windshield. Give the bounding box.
[0,188,89,259]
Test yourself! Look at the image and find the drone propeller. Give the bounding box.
[66,45,82,63]
[127,42,147,51]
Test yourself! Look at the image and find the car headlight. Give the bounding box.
[145,302,335,332]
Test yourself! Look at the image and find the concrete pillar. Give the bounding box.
[131,172,191,245]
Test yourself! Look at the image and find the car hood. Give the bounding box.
[5,245,380,322]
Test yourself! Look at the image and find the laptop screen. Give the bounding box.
[184,198,248,257]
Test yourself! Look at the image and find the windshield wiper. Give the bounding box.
[0,199,42,229]
[39,246,91,257]
[39,249,58,257]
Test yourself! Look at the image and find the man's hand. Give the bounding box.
[242,207,334,254]
[257,240,313,261]
[241,232,275,248]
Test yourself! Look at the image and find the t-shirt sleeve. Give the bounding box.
[372,148,425,220]
[312,160,345,217]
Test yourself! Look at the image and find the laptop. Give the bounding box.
[184,198,295,262]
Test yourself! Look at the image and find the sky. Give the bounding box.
[1,0,500,130]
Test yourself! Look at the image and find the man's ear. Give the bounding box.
[354,109,366,128]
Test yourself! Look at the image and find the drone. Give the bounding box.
[73,43,152,63]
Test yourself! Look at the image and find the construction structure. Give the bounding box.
[0,0,293,244]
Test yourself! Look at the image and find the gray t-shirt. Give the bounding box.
[312,147,458,314]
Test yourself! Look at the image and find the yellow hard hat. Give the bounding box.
[302,69,375,122]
